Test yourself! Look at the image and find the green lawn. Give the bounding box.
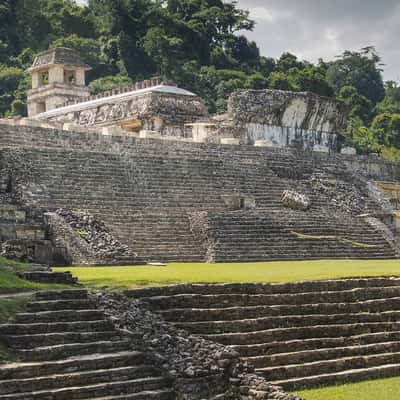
[54,259,400,288]
[295,377,400,400]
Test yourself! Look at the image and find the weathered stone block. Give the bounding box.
[341,146,357,155]
[254,139,275,147]
[220,138,240,145]
[281,190,311,211]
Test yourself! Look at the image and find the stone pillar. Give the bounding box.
[75,69,86,86]
[31,72,40,89]
[49,66,64,84]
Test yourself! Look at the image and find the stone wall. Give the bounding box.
[215,89,349,151]
[35,90,208,138]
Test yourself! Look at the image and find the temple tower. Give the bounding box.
[26,47,91,117]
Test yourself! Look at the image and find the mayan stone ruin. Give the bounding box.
[0,47,400,400]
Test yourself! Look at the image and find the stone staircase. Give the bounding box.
[17,264,78,285]
[0,125,397,262]
[127,278,400,390]
[0,289,174,399]
[203,210,397,261]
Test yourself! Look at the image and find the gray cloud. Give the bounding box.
[237,0,400,81]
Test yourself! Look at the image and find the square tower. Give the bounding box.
[26,47,92,117]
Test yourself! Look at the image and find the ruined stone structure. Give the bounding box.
[129,277,400,390]
[26,48,209,137]
[0,288,301,399]
[1,48,400,399]
[191,89,347,152]
[0,47,398,264]
[27,47,91,116]
[0,123,399,265]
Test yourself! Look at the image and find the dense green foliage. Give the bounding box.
[1,0,400,158]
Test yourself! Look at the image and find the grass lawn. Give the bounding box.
[295,377,400,400]
[54,259,400,289]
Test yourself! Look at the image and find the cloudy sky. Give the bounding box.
[237,0,400,81]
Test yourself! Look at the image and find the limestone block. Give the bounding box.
[313,144,329,153]
[19,118,46,128]
[341,146,357,155]
[220,138,240,145]
[254,139,275,147]
[190,122,216,143]
[281,190,311,211]
[139,130,161,139]
[63,123,89,133]
[102,126,124,136]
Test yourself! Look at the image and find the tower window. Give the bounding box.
[64,71,76,84]
[39,71,49,86]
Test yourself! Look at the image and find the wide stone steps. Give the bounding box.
[0,364,161,394]
[0,351,147,380]
[159,297,400,322]
[5,137,392,261]
[230,331,400,357]
[27,299,95,312]
[261,351,400,382]
[137,286,400,309]
[35,289,88,300]
[5,331,120,349]
[205,322,400,345]
[0,289,174,398]
[172,311,400,335]
[78,390,175,400]
[0,320,114,335]
[129,279,400,389]
[126,279,400,297]
[245,341,400,368]
[0,376,170,400]
[271,363,400,390]
[16,309,105,324]
[18,339,132,361]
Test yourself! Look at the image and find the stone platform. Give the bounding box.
[0,123,399,264]
[128,277,400,390]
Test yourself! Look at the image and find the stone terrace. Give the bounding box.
[0,123,398,262]
[0,289,174,399]
[128,277,400,390]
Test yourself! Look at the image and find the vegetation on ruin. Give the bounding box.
[1,1,400,159]
[0,256,70,294]
[295,376,400,400]
[54,259,400,289]
[0,295,32,362]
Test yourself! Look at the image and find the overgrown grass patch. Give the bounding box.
[0,296,31,323]
[0,295,31,363]
[0,257,72,294]
[295,376,400,399]
[54,259,400,289]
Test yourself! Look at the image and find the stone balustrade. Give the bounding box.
[57,76,167,108]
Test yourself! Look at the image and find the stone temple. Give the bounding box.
[0,46,399,265]
[2,47,400,400]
